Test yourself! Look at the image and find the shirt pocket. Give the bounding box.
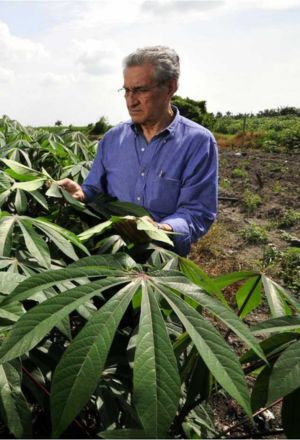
[147,176,181,215]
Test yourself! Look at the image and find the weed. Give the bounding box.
[220,178,232,189]
[242,190,262,214]
[261,244,280,269]
[272,181,283,194]
[277,209,300,228]
[262,140,278,153]
[280,247,300,292]
[269,163,284,173]
[240,224,268,244]
[231,168,248,179]
[261,245,300,292]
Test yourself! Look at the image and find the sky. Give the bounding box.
[0,0,299,126]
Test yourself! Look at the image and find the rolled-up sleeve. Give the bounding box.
[160,133,218,256]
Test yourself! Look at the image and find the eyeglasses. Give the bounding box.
[118,84,160,97]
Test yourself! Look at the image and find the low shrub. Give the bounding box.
[240,224,268,244]
[242,190,263,214]
[277,209,300,228]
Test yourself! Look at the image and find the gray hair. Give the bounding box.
[123,46,180,85]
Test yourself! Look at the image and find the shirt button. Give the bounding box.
[141,172,145,176]
[137,196,141,201]
[141,148,145,152]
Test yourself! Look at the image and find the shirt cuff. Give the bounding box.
[159,217,191,256]
[81,185,99,203]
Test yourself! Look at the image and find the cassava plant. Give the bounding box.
[1,115,300,439]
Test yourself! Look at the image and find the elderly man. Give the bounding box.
[59,46,218,256]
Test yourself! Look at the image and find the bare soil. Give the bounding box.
[191,149,300,280]
[190,148,300,439]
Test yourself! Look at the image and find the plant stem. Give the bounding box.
[22,366,92,438]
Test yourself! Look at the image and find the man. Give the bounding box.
[58,46,218,256]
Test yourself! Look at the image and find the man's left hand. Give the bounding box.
[141,216,173,232]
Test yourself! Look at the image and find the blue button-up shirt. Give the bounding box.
[82,108,218,256]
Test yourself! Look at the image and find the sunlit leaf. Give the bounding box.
[158,285,252,418]
[0,277,125,363]
[51,282,138,438]
[133,282,181,438]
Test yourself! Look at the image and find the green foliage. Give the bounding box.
[88,116,112,136]
[277,209,300,228]
[280,247,300,292]
[242,190,263,214]
[0,114,300,439]
[231,167,249,179]
[240,224,268,244]
[172,96,214,128]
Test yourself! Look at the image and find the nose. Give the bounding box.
[125,92,139,106]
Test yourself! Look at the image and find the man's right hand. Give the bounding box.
[56,178,86,202]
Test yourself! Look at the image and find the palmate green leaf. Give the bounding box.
[273,281,300,314]
[0,271,25,295]
[179,257,227,304]
[51,282,139,438]
[158,285,252,419]
[31,219,79,261]
[45,182,62,198]
[0,361,32,438]
[153,275,266,362]
[262,275,288,317]
[135,217,174,246]
[282,386,300,439]
[0,158,43,179]
[15,189,28,213]
[77,219,113,241]
[0,303,24,326]
[11,178,46,192]
[30,190,48,210]
[268,338,300,404]
[240,333,299,365]
[32,217,89,255]
[251,365,273,412]
[133,283,181,438]
[68,253,138,270]
[0,262,128,306]
[0,189,11,207]
[0,215,16,256]
[213,271,259,289]
[252,316,300,335]
[0,277,125,363]
[236,275,262,318]
[17,218,51,269]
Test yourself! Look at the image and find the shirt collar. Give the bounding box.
[130,105,180,138]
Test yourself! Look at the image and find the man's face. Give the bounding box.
[123,64,172,126]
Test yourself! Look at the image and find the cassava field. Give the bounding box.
[0,103,299,439]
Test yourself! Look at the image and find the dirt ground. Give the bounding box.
[191,149,300,280]
[190,149,300,439]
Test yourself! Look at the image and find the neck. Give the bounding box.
[141,106,175,142]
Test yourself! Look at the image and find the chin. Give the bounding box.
[130,113,145,124]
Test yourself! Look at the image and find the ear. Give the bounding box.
[166,77,178,98]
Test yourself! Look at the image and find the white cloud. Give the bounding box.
[0,1,299,126]
[39,72,77,86]
[73,38,120,75]
[258,0,300,10]
[141,0,225,16]
[225,0,300,10]
[0,66,14,83]
[0,21,48,65]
